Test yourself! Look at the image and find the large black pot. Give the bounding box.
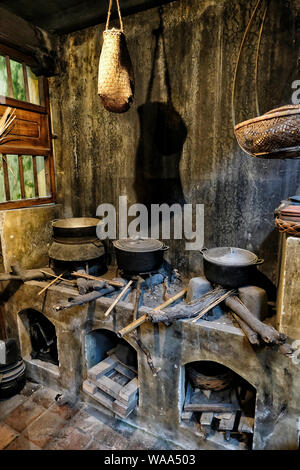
[113,238,169,274]
[200,247,264,289]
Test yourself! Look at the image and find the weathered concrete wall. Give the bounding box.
[0,205,61,272]
[277,235,300,337]
[49,0,300,281]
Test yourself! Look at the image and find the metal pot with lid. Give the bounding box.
[113,238,169,274]
[200,246,264,288]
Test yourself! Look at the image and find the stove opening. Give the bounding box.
[83,328,138,419]
[181,361,256,449]
[18,309,59,366]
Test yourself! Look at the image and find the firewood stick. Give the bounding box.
[103,280,133,318]
[230,312,260,345]
[117,288,188,337]
[55,285,115,311]
[225,296,286,345]
[71,271,124,288]
[37,272,65,296]
[39,270,75,285]
[190,290,235,323]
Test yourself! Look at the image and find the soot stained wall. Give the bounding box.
[49,0,300,281]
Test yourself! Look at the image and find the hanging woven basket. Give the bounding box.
[98,0,134,113]
[232,0,300,159]
[235,105,300,159]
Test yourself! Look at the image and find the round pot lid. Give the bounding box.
[202,247,258,266]
[113,238,164,252]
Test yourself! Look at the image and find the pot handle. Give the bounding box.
[199,247,208,255]
[255,258,264,265]
[162,245,169,251]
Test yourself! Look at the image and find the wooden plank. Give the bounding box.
[106,347,117,357]
[2,155,10,201]
[88,357,118,382]
[217,413,236,431]
[182,411,193,421]
[0,195,55,211]
[113,397,137,419]
[84,386,115,411]
[238,414,254,434]
[185,403,238,413]
[109,353,137,374]
[118,377,139,404]
[114,362,136,380]
[184,381,193,409]
[32,155,39,197]
[18,155,25,199]
[5,56,13,98]
[82,379,97,395]
[96,374,123,400]
[109,370,130,386]
[200,412,214,426]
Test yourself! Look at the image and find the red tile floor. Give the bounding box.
[0,381,180,450]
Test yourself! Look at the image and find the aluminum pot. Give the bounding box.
[113,238,169,274]
[200,246,264,289]
[52,218,101,240]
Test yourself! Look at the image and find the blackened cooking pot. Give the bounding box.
[200,247,264,289]
[113,238,169,274]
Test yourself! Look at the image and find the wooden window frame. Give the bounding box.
[0,44,56,210]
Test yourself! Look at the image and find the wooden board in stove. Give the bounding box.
[181,383,254,438]
[84,355,139,418]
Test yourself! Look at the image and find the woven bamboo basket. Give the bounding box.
[234,105,300,159]
[275,217,300,237]
[186,362,235,391]
[98,0,134,114]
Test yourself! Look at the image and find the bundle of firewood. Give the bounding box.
[0,107,16,145]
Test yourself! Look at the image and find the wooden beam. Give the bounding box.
[0,7,57,77]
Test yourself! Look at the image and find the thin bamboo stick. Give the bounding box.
[103,280,133,318]
[37,272,65,296]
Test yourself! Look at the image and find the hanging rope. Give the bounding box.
[231,0,264,127]
[106,0,124,32]
[254,2,269,117]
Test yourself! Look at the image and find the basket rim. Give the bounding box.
[234,107,300,131]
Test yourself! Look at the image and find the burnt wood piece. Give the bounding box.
[148,287,230,324]
[71,271,124,288]
[230,312,260,346]
[225,296,286,345]
[55,286,115,311]
[0,267,62,283]
[76,268,89,295]
[0,7,57,76]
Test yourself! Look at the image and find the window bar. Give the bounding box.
[38,77,45,107]
[44,156,51,196]
[2,155,11,201]
[5,56,13,98]
[32,155,39,198]
[18,155,25,199]
[22,63,30,102]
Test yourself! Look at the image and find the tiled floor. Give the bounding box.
[0,381,179,450]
